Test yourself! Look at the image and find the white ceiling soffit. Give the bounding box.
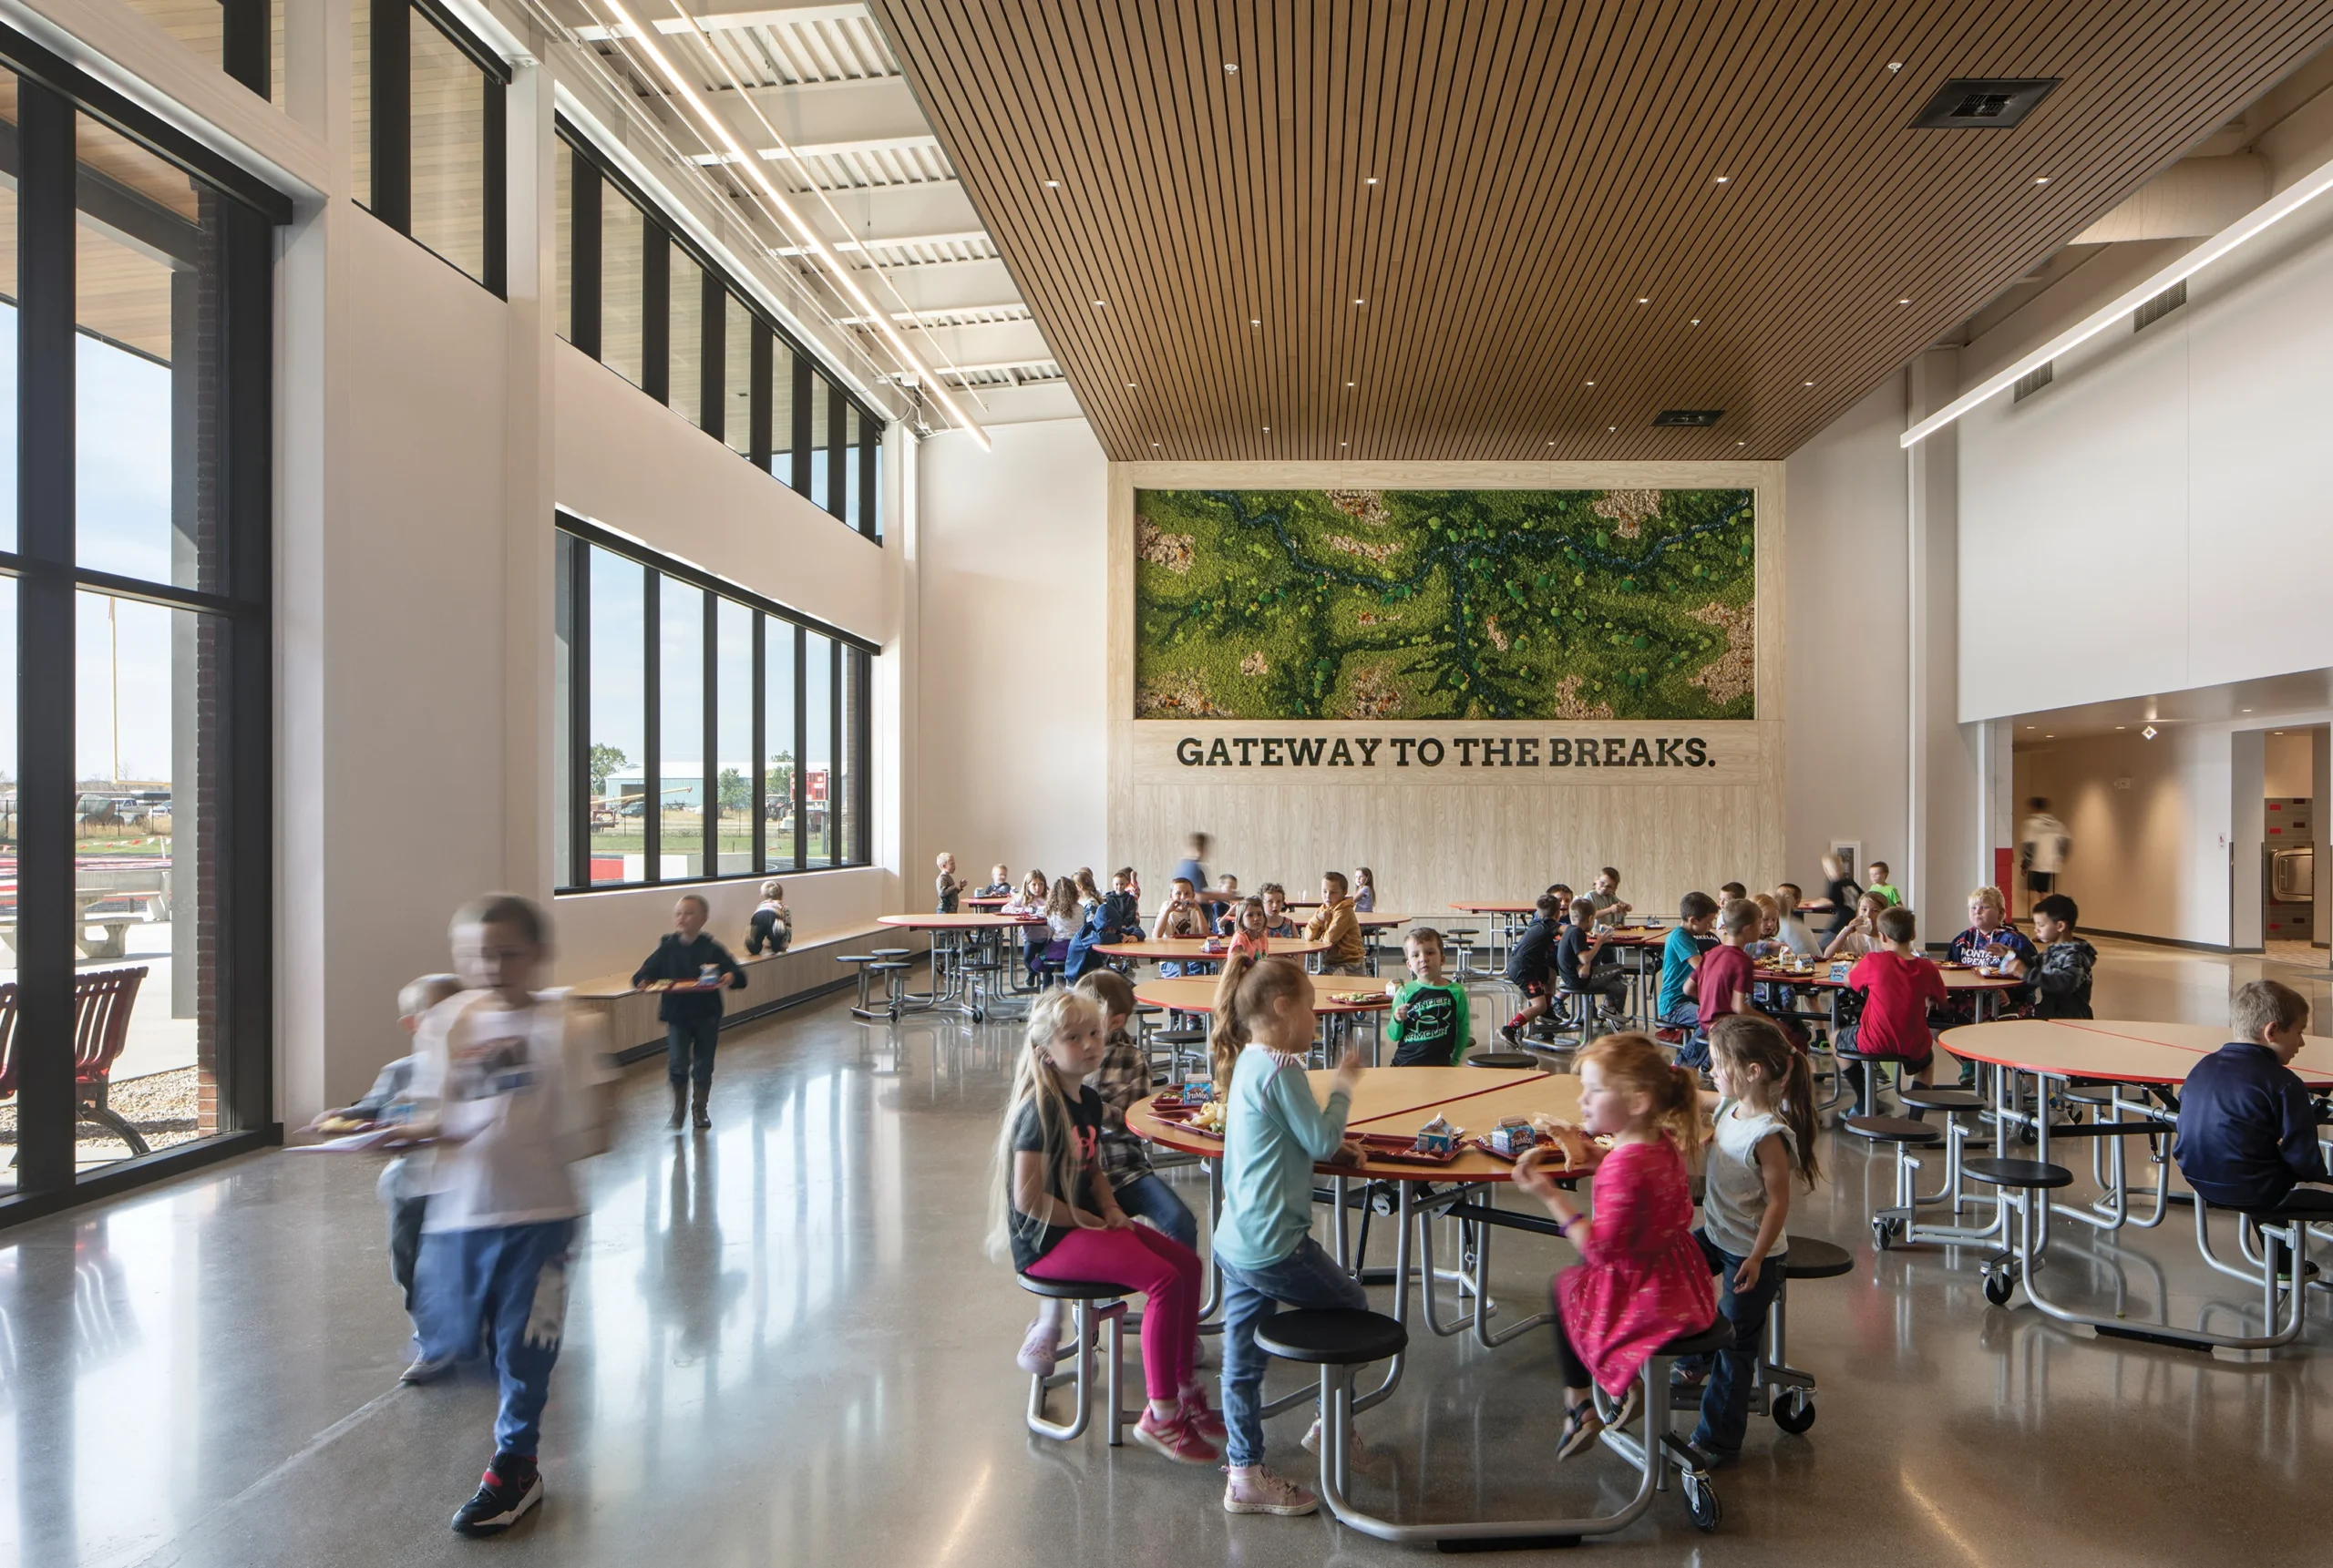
[554,0,1064,427]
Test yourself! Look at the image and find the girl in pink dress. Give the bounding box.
[1513,1032,1717,1459]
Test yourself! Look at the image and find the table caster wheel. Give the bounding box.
[1872,1217,1896,1253]
[1772,1388,1815,1434]
[1984,1269,2015,1307]
[1683,1469,1721,1532]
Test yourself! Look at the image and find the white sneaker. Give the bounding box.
[1015,1319,1058,1378]
[400,1353,456,1385]
[1224,1465,1319,1516]
[1300,1417,1384,1471]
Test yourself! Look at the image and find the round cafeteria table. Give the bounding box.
[876,911,1043,1018]
[1093,936,1331,962]
[1923,1017,2333,1355]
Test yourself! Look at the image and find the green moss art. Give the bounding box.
[1133,487,1755,722]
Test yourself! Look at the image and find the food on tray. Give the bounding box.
[1413,1115,1460,1155]
[316,1114,374,1135]
[1191,1099,1226,1134]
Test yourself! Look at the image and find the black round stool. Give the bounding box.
[1753,1237,1852,1436]
[1254,1309,1407,1494]
[1847,1117,1940,1251]
[1466,1051,1541,1071]
[1961,1156,2074,1305]
[1016,1276,1134,1444]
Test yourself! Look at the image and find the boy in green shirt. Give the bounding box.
[1866,861,1903,907]
[1384,927,1472,1066]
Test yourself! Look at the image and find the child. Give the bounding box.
[1844,905,1948,1106]
[1815,854,1864,941]
[1865,861,1902,907]
[1821,889,1893,960]
[1008,870,1053,986]
[994,989,1217,1463]
[1353,866,1378,913]
[745,878,791,956]
[1544,883,1577,928]
[1305,870,1368,975]
[1064,868,1142,981]
[1019,971,1205,1374]
[1675,1015,1821,1466]
[1657,892,1721,1035]
[1772,884,1821,957]
[1213,874,1245,934]
[1044,874,1084,943]
[935,851,966,914]
[977,864,1013,898]
[1512,1032,1715,1460]
[342,972,462,1376]
[1258,882,1300,939]
[1173,832,1212,898]
[1589,866,1633,920]
[1502,893,1567,1047]
[1209,952,1371,1516]
[405,895,615,1535]
[1744,894,1785,960]
[1227,897,1274,960]
[1683,900,1760,1068]
[2027,893,2096,1020]
[1717,881,1748,904]
[1385,927,1472,1065]
[1945,886,2039,1033]
[632,894,746,1131]
[1073,867,1104,911]
[2174,980,2333,1244]
[1154,876,1210,978]
[1557,896,1629,1029]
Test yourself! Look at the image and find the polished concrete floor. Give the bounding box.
[5,937,2333,1566]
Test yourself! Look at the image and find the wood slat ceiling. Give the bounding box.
[869,0,2333,461]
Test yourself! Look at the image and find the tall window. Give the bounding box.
[0,26,285,1217]
[352,0,507,293]
[556,517,873,892]
[554,121,887,540]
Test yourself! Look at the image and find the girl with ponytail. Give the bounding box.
[1671,1014,1822,1462]
[1511,1032,1717,1462]
[1207,953,1372,1518]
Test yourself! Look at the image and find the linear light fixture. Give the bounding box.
[598,0,991,449]
[1902,153,2333,447]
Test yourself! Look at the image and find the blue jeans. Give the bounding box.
[1679,1228,1783,1454]
[1112,1172,1198,1251]
[1218,1237,1369,1468]
[414,1220,577,1457]
[666,1014,720,1087]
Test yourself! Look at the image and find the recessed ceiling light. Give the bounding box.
[1353,299,1364,305]
[1224,62,1238,73]
[2275,730,2286,735]
[2243,708,2254,712]
[1249,319,1260,326]
[1584,380,1595,386]
[1364,176,1379,186]
[1690,318,1701,326]
[2033,176,2050,185]
[1608,425,1617,432]
[1044,179,1060,189]
[1804,381,1815,387]
[1547,441,1556,446]
[2116,725,2125,730]
[1340,441,1348,446]
[1261,426,1269,432]
[1345,381,1355,387]
[2143,725,2159,739]
[1092,299,1105,307]
[1898,298,1912,305]
[1887,61,1903,72]
[1636,297,1650,304]
[2045,733,2055,738]
[2025,725,2036,730]
[1151,442,1160,448]
[1714,176,1730,184]
[1737,440,1746,446]
[1125,383,1136,389]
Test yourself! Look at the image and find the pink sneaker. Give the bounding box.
[1223,1465,1319,1516]
[1134,1410,1220,1465]
[1178,1385,1227,1442]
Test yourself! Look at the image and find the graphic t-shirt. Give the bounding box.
[1388,980,1470,1066]
[413,994,614,1234]
[1007,1085,1106,1271]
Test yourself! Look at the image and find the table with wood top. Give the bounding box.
[1908,1017,2333,1356]
[875,911,1044,1017]
[1094,936,1331,963]
[1128,1065,1589,1354]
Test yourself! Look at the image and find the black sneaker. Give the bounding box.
[451,1455,542,1535]
[1497,1023,1522,1048]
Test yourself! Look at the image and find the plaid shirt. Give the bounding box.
[1086,1029,1155,1188]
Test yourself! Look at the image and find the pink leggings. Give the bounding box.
[1025,1224,1203,1400]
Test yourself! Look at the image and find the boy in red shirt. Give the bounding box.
[1684,900,1761,1070]
[1844,905,1948,1109]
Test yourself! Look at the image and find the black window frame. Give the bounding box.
[0,20,287,1229]
[555,512,876,895]
[361,0,510,296]
[556,118,888,543]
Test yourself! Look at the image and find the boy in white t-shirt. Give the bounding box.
[401,894,615,1537]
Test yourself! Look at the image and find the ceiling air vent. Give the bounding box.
[2012,362,2054,402]
[1651,409,1724,427]
[1910,77,2060,129]
[2133,280,2187,332]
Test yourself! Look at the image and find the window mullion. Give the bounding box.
[750,612,766,876]
[792,625,807,873]
[642,562,661,883]
[370,0,411,231]
[571,152,601,355]
[568,539,591,888]
[702,588,717,880]
[828,649,843,866]
[483,76,507,296]
[642,224,669,405]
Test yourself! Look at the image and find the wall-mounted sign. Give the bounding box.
[1131,723,1762,786]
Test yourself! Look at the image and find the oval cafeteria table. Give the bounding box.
[1128,1066,1723,1542]
[876,911,1043,1017]
[1924,1017,2333,1358]
[1092,936,1331,962]
[1135,969,1394,1063]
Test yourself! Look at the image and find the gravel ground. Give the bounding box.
[0,1065,204,1154]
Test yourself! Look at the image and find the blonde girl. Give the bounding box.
[1208,953,1370,1517]
[1512,1033,1715,1460]
[1675,1015,1821,1462]
[992,989,1216,1463]
[1073,867,1103,911]
[746,879,791,956]
[1822,889,1892,960]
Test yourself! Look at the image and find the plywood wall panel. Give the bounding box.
[1106,461,1786,915]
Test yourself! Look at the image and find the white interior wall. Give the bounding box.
[1958,194,2333,721]
[2014,727,2236,946]
[910,418,1109,886]
[2263,729,2315,796]
[1781,374,1914,895]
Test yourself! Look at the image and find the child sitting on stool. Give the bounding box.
[2174,979,2333,1269]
